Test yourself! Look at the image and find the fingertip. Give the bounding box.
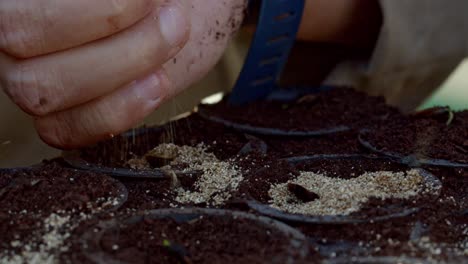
[35,115,112,149]
[158,0,191,52]
[34,115,74,149]
[33,70,173,149]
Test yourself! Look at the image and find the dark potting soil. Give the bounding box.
[236,153,300,203]
[76,114,248,168]
[293,166,467,261]
[361,110,468,163]
[6,86,464,262]
[84,215,312,264]
[298,201,467,262]
[201,88,402,131]
[0,160,126,260]
[265,130,364,158]
[73,88,403,170]
[424,166,467,213]
[237,155,417,211]
[0,170,14,189]
[118,178,177,211]
[78,154,414,216]
[168,114,248,160]
[0,160,125,215]
[117,154,293,212]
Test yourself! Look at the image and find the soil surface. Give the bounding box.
[118,178,176,211]
[81,213,311,264]
[361,109,468,163]
[265,130,364,158]
[77,114,248,167]
[0,161,124,215]
[3,87,467,263]
[236,155,433,218]
[201,88,402,131]
[0,161,127,263]
[76,88,402,169]
[292,165,467,262]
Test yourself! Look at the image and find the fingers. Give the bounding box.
[0,0,153,58]
[0,1,190,117]
[163,0,247,95]
[34,70,171,149]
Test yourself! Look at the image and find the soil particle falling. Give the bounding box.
[269,169,433,216]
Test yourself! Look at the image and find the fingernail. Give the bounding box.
[159,2,189,47]
[133,73,161,102]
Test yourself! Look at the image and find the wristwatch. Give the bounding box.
[229,0,305,105]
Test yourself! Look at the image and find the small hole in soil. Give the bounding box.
[287,183,319,203]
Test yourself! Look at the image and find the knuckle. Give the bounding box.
[139,30,169,68]
[0,4,40,58]
[109,0,132,19]
[2,63,55,116]
[109,0,152,16]
[0,23,29,58]
[106,0,153,32]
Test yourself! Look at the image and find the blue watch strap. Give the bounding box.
[229,0,305,105]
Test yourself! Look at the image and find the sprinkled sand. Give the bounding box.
[150,144,242,206]
[0,197,122,263]
[1,213,77,264]
[269,169,433,216]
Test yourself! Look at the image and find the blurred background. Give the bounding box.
[420,58,468,111]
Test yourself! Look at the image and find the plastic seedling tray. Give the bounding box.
[359,130,468,168]
[0,164,128,214]
[323,256,435,264]
[244,154,442,224]
[62,126,202,179]
[198,105,350,137]
[63,149,201,180]
[79,208,310,264]
[245,200,421,225]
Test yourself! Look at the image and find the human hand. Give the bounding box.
[0,0,246,148]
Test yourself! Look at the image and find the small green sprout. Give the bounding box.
[446,110,454,126]
[162,239,171,247]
